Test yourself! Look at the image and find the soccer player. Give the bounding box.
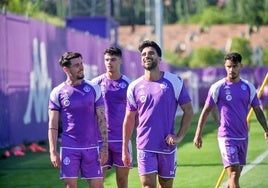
[92,46,132,188]
[122,40,194,188]
[48,52,108,188]
[194,52,268,188]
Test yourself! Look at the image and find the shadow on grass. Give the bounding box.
[0,152,51,173]
[0,112,220,185]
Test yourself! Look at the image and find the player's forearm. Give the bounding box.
[177,109,193,139]
[177,102,194,138]
[195,108,211,137]
[257,114,268,132]
[122,112,135,152]
[48,110,59,154]
[96,107,108,150]
[254,106,268,132]
[48,128,58,153]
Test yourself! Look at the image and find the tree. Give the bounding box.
[262,46,268,65]
[188,47,224,68]
[229,37,252,66]
[225,0,268,25]
[189,6,227,26]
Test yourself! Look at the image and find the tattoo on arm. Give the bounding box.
[96,107,108,150]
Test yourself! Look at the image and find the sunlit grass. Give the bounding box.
[0,113,267,188]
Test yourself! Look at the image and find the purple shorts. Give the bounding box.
[60,147,103,179]
[137,149,177,178]
[103,141,133,169]
[218,138,248,168]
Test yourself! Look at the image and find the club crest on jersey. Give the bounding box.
[224,86,232,101]
[160,82,167,89]
[228,146,236,154]
[83,85,91,92]
[63,99,70,106]
[137,85,146,103]
[140,95,146,103]
[119,82,127,89]
[241,84,247,90]
[63,156,71,165]
[138,150,145,160]
[226,95,232,101]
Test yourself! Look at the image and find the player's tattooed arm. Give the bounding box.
[96,106,108,153]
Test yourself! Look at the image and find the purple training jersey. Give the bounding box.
[206,78,260,139]
[127,71,191,153]
[48,80,104,148]
[92,74,130,141]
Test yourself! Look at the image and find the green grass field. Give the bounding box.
[0,113,267,188]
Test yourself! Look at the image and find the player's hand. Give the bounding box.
[165,134,180,146]
[265,132,268,143]
[50,151,61,168]
[122,150,131,168]
[193,136,203,149]
[100,145,108,165]
[99,151,108,166]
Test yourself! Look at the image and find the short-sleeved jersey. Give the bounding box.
[48,80,104,148]
[206,78,260,139]
[92,74,131,141]
[127,71,191,154]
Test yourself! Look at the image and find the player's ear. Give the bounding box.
[63,66,69,73]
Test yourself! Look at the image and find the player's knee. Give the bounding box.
[230,170,241,181]
[158,177,173,188]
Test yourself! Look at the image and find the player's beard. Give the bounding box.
[77,75,84,80]
[143,59,158,71]
[76,71,84,80]
[228,72,238,80]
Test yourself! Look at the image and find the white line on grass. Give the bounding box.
[220,150,268,188]
[241,150,268,176]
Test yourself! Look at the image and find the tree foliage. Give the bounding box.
[188,6,227,26]
[2,0,268,26]
[0,0,64,26]
[188,47,224,68]
[262,46,268,65]
[2,0,40,16]
[1,0,265,67]
[225,0,268,26]
[229,37,252,66]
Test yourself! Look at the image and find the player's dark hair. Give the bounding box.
[59,52,82,67]
[224,52,242,64]
[138,40,162,57]
[104,46,122,57]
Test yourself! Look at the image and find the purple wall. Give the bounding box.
[0,13,147,148]
[0,13,267,148]
[66,16,118,45]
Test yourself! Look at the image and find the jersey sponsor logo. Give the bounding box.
[225,89,231,95]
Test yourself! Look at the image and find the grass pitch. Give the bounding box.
[0,113,267,188]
